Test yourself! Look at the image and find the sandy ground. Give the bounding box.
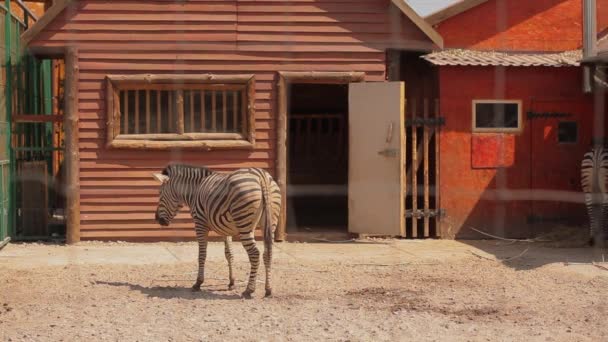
[0,239,607,342]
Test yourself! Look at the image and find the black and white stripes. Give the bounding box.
[581,145,608,245]
[153,164,281,298]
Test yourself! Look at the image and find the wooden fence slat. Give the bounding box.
[411,99,417,238]
[403,98,407,237]
[156,90,161,133]
[134,90,139,134]
[423,99,430,238]
[176,90,185,134]
[168,91,173,133]
[189,91,194,132]
[123,90,128,134]
[145,90,150,134]
[435,98,441,238]
[222,91,227,131]
[233,91,238,132]
[201,90,206,132]
[211,90,217,132]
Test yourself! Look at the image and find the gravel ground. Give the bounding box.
[0,240,607,341]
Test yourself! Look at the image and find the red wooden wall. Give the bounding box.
[439,66,593,238]
[27,0,432,241]
[435,0,608,51]
[434,0,607,238]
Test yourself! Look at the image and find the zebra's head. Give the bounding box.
[152,167,184,227]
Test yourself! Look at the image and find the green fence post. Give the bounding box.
[4,0,13,238]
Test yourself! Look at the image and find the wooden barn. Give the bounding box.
[422,0,608,238]
[19,0,445,242]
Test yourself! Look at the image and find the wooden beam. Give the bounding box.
[65,47,80,244]
[106,74,254,85]
[390,0,444,48]
[108,139,254,150]
[115,132,245,141]
[425,0,490,26]
[21,0,73,46]
[12,115,63,123]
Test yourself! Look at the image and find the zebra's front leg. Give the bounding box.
[224,236,236,290]
[192,228,209,292]
[240,231,260,299]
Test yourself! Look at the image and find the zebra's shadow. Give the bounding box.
[95,281,242,300]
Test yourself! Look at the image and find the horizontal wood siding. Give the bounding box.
[29,0,432,240]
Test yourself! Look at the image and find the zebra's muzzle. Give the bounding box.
[155,211,170,227]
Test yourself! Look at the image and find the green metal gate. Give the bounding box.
[0,2,24,247]
[0,2,55,247]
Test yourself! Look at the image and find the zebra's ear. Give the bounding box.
[152,173,170,184]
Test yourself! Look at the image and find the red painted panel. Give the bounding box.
[471,134,515,169]
[439,66,592,238]
[436,0,608,51]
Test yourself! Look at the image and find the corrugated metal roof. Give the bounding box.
[421,49,582,67]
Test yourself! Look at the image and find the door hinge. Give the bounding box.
[406,208,445,219]
[526,111,572,119]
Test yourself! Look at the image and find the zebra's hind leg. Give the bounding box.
[192,228,209,292]
[239,231,260,299]
[224,236,236,290]
[263,238,272,298]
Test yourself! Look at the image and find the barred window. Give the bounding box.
[106,75,255,149]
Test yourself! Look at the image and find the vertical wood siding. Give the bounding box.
[29,0,432,240]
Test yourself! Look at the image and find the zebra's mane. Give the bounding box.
[161,163,214,178]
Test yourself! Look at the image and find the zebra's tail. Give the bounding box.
[260,172,273,255]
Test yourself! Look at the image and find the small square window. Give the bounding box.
[473,100,522,133]
[558,121,578,144]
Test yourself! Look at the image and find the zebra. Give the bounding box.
[152,164,281,298]
[581,144,608,246]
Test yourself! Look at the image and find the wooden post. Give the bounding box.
[65,47,80,244]
[276,74,288,241]
[423,99,430,238]
[434,99,441,238]
[411,99,418,238]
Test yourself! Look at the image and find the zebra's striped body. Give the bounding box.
[581,145,608,245]
[154,164,281,298]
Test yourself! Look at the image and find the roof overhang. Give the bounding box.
[22,0,443,49]
[425,0,490,26]
[422,49,582,67]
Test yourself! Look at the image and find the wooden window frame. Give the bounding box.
[472,99,523,133]
[105,74,256,150]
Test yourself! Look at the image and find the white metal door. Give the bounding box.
[348,82,405,236]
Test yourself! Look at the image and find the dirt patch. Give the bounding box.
[0,241,607,341]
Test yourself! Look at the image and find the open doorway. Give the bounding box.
[286,83,349,233]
